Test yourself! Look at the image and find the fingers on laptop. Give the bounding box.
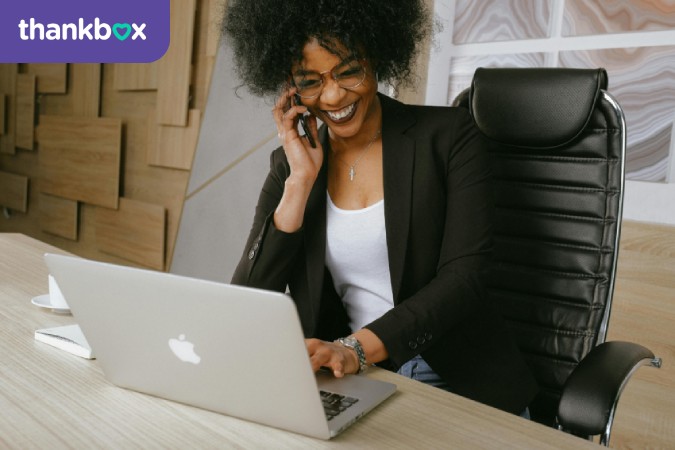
[306,339,358,377]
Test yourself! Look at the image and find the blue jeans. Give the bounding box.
[397,355,531,419]
[397,354,451,390]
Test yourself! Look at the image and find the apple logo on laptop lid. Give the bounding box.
[169,334,201,364]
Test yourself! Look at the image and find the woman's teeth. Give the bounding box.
[326,103,355,121]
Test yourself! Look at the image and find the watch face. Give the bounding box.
[338,336,367,373]
[342,337,357,348]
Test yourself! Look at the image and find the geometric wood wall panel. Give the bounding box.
[23,64,68,94]
[15,74,36,151]
[39,193,78,240]
[0,170,28,212]
[199,0,224,99]
[147,109,201,170]
[40,64,101,118]
[113,63,158,91]
[69,64,101,117]
[0,64,17,154]
[0,94,5,135]
[205,0,223,59]
[157,0,196,126]
[36,115,122,209]
[0,1,220,278]
[94,197,166,270]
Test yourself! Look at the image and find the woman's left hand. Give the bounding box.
[305,338,360,377]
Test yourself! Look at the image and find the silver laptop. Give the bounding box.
[44,253,396,440]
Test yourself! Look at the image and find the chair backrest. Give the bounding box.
[454,68,626,425]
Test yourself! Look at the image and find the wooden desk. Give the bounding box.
[0,233,595,449]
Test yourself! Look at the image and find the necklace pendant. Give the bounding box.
[349,166,355,181]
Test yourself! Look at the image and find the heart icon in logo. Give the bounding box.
[113,23,132,41]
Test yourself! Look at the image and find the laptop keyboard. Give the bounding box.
[320,390,359,421]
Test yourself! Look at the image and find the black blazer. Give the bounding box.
[232,94,538,414]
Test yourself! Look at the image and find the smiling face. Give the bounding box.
[292,38,381,144]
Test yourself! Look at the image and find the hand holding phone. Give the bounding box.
[294,94,317,148]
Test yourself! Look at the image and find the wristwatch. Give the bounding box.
[335,336,368,374]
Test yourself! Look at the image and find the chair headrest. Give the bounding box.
[469,68,608,148]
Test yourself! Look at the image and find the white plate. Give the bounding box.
[31,294,71,314]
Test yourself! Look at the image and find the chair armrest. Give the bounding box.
[557,341,661,441]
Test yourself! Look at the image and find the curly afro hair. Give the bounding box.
[222,0,432,97]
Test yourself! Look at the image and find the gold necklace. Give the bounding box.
[333,128,382,181]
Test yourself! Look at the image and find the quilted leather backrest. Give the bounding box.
[471,68,608,148]
[457,68,625,426]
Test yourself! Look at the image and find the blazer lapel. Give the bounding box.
[380,94,416,303]
[303,95,417,310]
[303,126,330,322]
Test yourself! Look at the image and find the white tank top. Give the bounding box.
[325,192,394,332]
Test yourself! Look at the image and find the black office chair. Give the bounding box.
[453,68,661,445]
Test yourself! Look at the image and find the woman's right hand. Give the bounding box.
[273,88,323,184]
[271,88,323,233]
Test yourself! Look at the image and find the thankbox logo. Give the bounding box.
[18,18,147,42]
[1,0,169,63]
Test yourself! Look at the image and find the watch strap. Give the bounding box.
[336,336,368,374]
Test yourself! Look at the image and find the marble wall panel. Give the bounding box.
[559,46,675,182]
[563,0,675,36]
[447,53,547,105]
[622,127,671,181]
[453,0,551,44]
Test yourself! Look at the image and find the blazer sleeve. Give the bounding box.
[365,108,494,368]
[231,147,304,292]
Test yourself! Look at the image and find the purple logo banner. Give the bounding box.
[0,0,170,63]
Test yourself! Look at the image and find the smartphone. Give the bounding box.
[294,94,316,148]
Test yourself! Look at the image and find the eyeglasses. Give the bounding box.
[292,59,367,99]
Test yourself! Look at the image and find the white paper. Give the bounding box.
[35,324,94,359]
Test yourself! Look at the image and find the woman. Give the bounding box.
[224,0,538,415]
